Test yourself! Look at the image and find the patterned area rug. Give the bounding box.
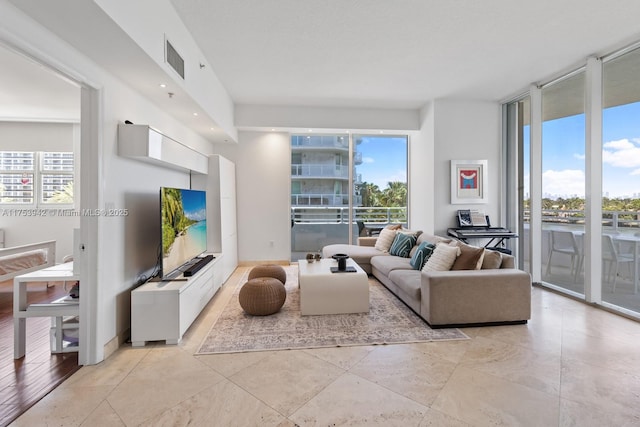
[196,265,468,355]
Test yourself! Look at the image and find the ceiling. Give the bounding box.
[169,0,640,108]
[0,44,79,122]
[4,0,640,131]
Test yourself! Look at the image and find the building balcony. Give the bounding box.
[291,135,349,150]
[291,164,349,179]
[291,193,362,206]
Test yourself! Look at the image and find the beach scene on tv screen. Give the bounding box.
[161,188,207,275]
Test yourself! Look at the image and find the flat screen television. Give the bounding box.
[160,187,207,279]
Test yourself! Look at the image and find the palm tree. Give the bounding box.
[48,181,74,203]
[381,181,407,207]
[358,182,381,207]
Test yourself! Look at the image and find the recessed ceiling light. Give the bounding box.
[193,112,198,116]
[210,127,215,131]
[159,83,167,88]
[379,130,384,134]
[271,128,276,131]
[308,129,313,132]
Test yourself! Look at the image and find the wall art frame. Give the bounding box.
[450,159,488,204]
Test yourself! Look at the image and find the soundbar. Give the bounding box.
[183,254,215,277]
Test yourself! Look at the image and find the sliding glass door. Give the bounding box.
[290,133,407,261]
[601,47,640,312]
[540,71,586,295]
[506,44,640,319]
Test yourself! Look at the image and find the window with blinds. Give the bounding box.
[0,151,74,205]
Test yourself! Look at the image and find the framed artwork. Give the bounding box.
[450,160,488,204]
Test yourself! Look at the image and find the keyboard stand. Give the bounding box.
[447,227,518,248]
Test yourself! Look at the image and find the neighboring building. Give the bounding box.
[290,134,362,208]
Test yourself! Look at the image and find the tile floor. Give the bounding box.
[11,267,640,426]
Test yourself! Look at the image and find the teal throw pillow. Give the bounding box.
[410,242,436,270]
[389,233,418,258]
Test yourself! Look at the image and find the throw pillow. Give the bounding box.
[399,228,423,238]
[385,224,403,231]
[410,242,436,270]
[389,232,418,258]
[374,228,398,252]
[422,243,460,272]
[451,243,485,270]
[481,249,503,269]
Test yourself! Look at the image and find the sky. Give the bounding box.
[524,101,640,199]
[180,188,207,221]
[354,135,407,190]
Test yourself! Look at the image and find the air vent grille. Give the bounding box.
[165,40,185,79]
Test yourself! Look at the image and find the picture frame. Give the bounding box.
[450,160,488,204]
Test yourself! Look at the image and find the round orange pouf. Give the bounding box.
[239,277,286,315]
[248,264,287,285]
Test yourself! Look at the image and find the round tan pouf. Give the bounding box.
[239,277,286,315]
[248,264,287,285]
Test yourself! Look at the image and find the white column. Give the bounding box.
[584,56,603,303]
[529,85,543,283]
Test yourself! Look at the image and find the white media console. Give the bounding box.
[130,254,222,346]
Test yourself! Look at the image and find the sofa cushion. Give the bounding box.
[451,243,485,270]
[371,255,413,276]
[322,244,387,267]
[416,233,452,246]
[389,232,418,258]
[422,243,460,272]
[388,269,422,301]
[481,249,503,269]
[409,242,436,270]
[374,228,398,252]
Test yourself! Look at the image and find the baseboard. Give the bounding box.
[103,328,129,360]
[428,319,528,329]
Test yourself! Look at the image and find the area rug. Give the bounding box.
[196,265,468,355]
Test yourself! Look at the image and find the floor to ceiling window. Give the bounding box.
[505,42,640,320]
[539,71,586,295]
[290,133,408,261]
[601,47,640,313]
[504,97,530,271]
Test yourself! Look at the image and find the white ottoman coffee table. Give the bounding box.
[298,258,369,315]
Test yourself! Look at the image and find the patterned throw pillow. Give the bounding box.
[389,233,418,258]
[409,242,436,270]
[374,228,398,252]
[422,243,460,272]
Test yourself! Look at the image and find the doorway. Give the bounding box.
[0,41,98,424]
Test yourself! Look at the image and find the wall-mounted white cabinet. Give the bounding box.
[193,155,238,282]
[118,124,208,174]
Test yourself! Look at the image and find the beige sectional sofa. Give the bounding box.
[322,232,531,327]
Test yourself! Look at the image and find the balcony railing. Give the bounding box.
[291,135,349,149]
[524,209,640,231]
[291,164,349,178]
[291,206,407,225]
[291,194,362,206]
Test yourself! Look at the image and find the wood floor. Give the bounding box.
[0,280,80,427]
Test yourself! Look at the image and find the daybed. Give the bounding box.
[0,240,56,282]
[323,230,531,327]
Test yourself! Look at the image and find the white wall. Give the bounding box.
[432,99,502,235]
[0,1,218,362]
[0,122,79,261]
[94,0,236,142]
[208,131,291,263]
[407,102,436,234]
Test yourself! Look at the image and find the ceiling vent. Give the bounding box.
[165,39,185,79]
